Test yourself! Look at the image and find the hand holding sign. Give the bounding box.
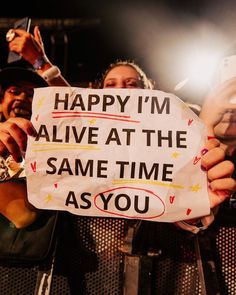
[0,117,36,162]
[201,138,235,208]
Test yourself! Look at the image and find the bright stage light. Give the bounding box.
[174,47,222,92]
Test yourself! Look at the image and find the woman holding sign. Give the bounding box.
[0,59,235,294]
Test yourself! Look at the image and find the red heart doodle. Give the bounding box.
[30,161,36,172]
[186,208,192,215]
[169,195,175,204]
[188,119,193,126]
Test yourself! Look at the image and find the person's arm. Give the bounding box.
[179,79,236,233]
[8,26,70,86]
[0,180,39,228]
[175,138,235,233]
[0,118,40,228]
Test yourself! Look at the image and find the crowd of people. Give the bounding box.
[0,24,236,294]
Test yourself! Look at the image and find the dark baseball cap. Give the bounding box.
[0,67,48,90]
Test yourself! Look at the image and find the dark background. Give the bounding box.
[1,0,236,103]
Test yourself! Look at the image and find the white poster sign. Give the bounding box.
[25,87,209,222]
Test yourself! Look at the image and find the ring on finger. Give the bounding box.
[6,29,15,42]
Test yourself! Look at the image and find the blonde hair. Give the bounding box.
[96,60,155,89]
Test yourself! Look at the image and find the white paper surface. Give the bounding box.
[25,87,209,222]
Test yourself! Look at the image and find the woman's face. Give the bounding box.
[1,81,36,120]
[103,65,143,89]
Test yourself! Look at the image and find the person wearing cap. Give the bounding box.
[0,67,48,228]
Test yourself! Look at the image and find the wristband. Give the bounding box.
[32,55,49,70]
[41,66,61,82]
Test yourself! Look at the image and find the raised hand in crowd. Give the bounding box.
[7,26,71,86]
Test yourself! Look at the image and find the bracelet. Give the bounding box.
[32,55,49,70]
[41,66,61,82]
